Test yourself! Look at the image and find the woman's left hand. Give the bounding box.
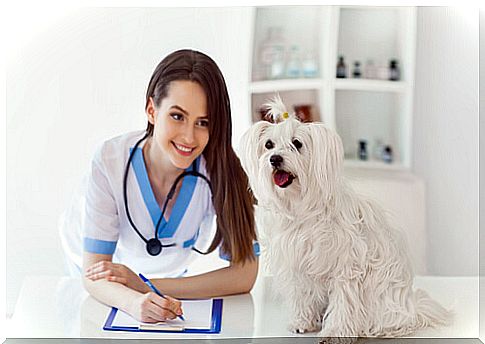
[84,261,150,293]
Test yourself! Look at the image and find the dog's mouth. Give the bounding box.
[272,169,296,188]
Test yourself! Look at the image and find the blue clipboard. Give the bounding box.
[103,298,223,333]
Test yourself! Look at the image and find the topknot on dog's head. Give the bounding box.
[262,94,297,123]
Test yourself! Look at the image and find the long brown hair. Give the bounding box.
[145,49,256,264]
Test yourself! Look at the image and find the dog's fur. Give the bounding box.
[239,96,452,337]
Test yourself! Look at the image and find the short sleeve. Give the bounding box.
[83,144,120,255]
[219,240,261,262]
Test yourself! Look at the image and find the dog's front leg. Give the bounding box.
[319,279,366,338]
[286,283,327,334]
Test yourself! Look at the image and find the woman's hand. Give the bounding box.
[84,261,149,293]
[128,292,184,323]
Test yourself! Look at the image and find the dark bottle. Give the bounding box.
[336,56,347,78]
[358,140,368,161]
[382,145,393,163]
[352,61,361,78]
[389,59,400,81]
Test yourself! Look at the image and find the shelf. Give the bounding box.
[249,78,324,94]
[344,159,406,171]
[334,79,408,93]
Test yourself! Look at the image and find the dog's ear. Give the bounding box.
[306,123,344,196]
[239,121,272,183]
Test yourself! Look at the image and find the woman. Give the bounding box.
[60,49,259,323]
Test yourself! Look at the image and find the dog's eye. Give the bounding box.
[292,139,302,150]
[265,140,274,149]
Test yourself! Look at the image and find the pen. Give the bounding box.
[138,273,185,321]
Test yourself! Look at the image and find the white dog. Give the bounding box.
[239,96,451,338]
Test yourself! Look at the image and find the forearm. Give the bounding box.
[83,274,142,314]
[152,258,259,299]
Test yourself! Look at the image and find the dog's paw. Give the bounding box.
[318,328,358,344]
[318,338,358,344]
[288,317,322,334]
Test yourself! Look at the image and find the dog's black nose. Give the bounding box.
[270,155,283,168]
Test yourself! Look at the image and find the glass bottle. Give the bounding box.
[358,140,368,160]
[336,56,347,78]
[364,59,376,79]
[389,59,400,81]
[382,145,393,163]
[286,45,301,78]
[259,27,286,80]
[352,61,361,78]
[270,46,285,79]
[302,51,318,78]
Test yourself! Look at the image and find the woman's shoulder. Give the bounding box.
[93,130,145,166]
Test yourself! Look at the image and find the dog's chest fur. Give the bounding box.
[267,215,336,282]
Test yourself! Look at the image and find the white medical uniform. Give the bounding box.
[59,130,260,277]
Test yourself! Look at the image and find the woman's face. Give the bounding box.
[147,80,209,170]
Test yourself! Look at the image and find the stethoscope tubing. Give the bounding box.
[123,132,213,256]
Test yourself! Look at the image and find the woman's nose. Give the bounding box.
[180,124,195,144]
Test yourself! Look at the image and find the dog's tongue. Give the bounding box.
[273,170,290,187]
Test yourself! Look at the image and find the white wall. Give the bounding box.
[412,7,479,276]
[6,7,253,316]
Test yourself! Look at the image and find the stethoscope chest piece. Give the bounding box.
[146,238,162,256]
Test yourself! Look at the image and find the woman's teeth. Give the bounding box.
[174,143,193,152]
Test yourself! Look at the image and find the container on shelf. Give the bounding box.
[358,140,368,160]
[336,55,347,78]
[389,59,400,81]
[352,61,362,78]
[302,51,318,78]
[259,26,286,80]
[286,45,301,78]
[364,59,377,79]
[293,104,313,122]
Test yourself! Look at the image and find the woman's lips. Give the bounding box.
[172,142,194,156]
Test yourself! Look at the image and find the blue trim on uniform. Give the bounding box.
[130,147,163,227]
[158,157,200,239]
[219,241,261,262]
[84,237,117,255]
[130,149,200,239]
[183,227,201,248]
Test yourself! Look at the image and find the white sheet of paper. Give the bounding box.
[111,299,214,330]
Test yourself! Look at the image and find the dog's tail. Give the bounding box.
[409,288,453,332]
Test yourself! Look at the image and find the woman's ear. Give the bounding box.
[146,97,156,125]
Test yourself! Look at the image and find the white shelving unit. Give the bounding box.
[248,6,416,170]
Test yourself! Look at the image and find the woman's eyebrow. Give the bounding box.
[170,105,208,119]
[169,105,188,115]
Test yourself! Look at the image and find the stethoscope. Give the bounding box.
[123,132,214,256]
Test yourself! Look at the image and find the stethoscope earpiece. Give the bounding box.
[123,132,213,257]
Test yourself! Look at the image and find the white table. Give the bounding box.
[7,275,479,339]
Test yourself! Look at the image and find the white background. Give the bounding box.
[5,5,479,319]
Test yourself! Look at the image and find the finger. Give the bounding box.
[86,260,109,272]
[140,312,163,323]
[148,294,183,316]
[163,295,183,315]
[148,293,181,313]
[146,301,176,321]
[107,276,127,284]
[87,270,114,281]
[86,262,114,275]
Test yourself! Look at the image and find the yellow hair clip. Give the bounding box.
[282,112,289,119]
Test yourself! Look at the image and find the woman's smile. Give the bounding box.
[172,142,195,156]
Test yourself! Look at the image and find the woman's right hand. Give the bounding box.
[128,292,183,323]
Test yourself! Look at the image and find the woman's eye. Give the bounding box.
[292,139,302,150]
[265,140,274,149]
[170,113,184,121]
[197,120,209,127]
